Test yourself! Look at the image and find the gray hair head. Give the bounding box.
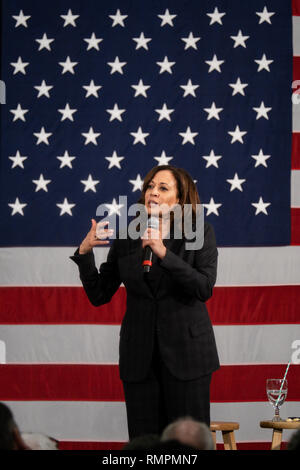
[161,416,214,450]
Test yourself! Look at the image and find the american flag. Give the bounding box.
[0,0,299,450]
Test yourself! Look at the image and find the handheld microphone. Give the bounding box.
[142,216,159,273]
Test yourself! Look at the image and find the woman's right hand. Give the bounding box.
[79,219,114,254]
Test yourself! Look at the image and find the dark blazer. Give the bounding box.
[70,221,220,383]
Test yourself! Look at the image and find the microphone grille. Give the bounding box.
[147,216,159,230]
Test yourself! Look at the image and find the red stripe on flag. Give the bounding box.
[292,134,300,169]
[0,286,127,324]
[293,57,300,82]
[211,365,300,402]
[207,285,300,325]
[293,0,300,16]
[291,208,300,245]
[57,441,286,451]
[0,364,299,402]
[1,285,299,325]
[58,441,125,450]
[0,364,124,401]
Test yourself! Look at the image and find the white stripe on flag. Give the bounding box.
[4,400,300,444]
[1,246,300,286]
[0,324,298,365]
[291,170,300,207]
[293,16,300,56]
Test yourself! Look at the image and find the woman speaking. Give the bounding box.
[70,165,219,439]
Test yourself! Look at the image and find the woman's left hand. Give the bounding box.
[141,228,167,260]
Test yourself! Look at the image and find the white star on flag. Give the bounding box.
[154,151,173,166]
[155,103,174,121]
[84,33,103,51]
[181,32,201,50]
[9,150,28,169]
[203,198,222,216]
[107,56,127,74]
[204,102,223,120]
[202,150,222,168]
[179,126,198,145]
[80,175,100,193]
[60,9,79,27]
[32,174,51,192]
[158,9,177,27]
[180,79,199,97]
[57,151,76,169]
[10,104,29,122]
[230,30,250,48]
[10,57,29,75]
[251,149,271,168]
[109,9,128,27]
[36,33,55,51]
[34,80,53,98]
[105,198,124,216]
[251,197,271,215]
[58,103,77,121]
[106,104,126,122]
[133,33,152,50]
[205,54,225,73]
[130,127,149,145]
[83,80,102,98]
[156,56,175,74]
[228,125,247,144]
[226,173,246,192]
[105,151,124,169]
[57,198,76,216]
[229,77,248,96]
[12,10,31,28]
[81,127,101,145]
[59,56,78,74]
[207,7,226,25]
[129,174,144,192]
[253,101,272,120]
[255,53,273,72]
[256,6,275,24]
[34,127,52,145]
[8,197,27,216]
[131,79,151,98]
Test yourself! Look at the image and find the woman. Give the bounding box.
[70,165,219,439]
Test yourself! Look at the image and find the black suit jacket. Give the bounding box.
[70,221,220,382]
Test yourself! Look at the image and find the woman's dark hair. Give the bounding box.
[138,165,200,235]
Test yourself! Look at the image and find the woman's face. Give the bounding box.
[144,170,179,216]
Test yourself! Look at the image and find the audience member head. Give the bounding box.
[0,402,30,450]
[123,433,160,450]
[287,428,300,450]
[21,433,59,450]
[161,416,214,450]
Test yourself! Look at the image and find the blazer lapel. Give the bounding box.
[144,236,185,297]
[127,235,185,298]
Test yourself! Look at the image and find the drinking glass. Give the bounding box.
[266,379,288,422]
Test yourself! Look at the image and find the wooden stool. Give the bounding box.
[260,420,300,450]
[210,421,239,450]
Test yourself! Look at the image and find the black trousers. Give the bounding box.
[122,333,212,440]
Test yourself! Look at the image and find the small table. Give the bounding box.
[260,420,300,450]
[210,421,239,450]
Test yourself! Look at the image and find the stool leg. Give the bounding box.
[271,429,282,450]
[211,430,217,450]
[222,431,237,450]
